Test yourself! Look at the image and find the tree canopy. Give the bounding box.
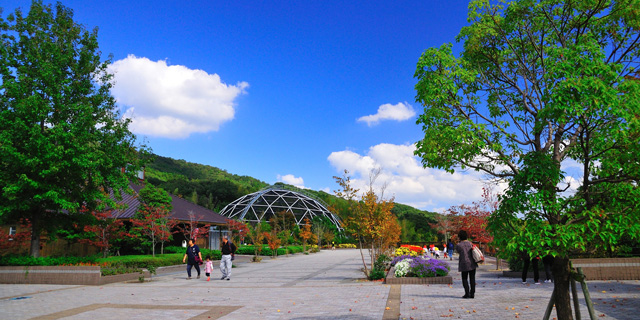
[0,1,148,257]
[414,0,639,318]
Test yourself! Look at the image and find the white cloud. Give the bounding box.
[277,174,306,189]
[327,143,495,211]
[560,158,584,195]
[108,55,248,139]
[357,102,416,126]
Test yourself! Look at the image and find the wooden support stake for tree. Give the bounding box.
[577,267,597,320]
[542,288,555,320]
[571,277,581,320]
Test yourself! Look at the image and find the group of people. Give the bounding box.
[422,241,455,260]
[182,236,237,281]
[521,252,555,284]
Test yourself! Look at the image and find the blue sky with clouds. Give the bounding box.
[4,0,502,212]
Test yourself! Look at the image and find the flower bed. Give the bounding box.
[391,255,450,277]
[395,245,423,257]
[386,254,452,284]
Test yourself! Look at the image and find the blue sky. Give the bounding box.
[5,0,495,212]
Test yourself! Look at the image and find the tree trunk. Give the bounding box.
[30,210,42,258]
[358,238,369,276]
[553,257,574,320]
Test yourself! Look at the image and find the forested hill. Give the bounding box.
[145,154,269,212]
[145,154,442,242]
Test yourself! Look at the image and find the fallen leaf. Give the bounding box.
[386,307,390,310]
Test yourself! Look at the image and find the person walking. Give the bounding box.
[220,236,236,280]
[447,240,455,261]
[204,255,214,281]
[455,230,478,299]
[182,239,202,280]
[521,251,540,284]
[542,254,554,283]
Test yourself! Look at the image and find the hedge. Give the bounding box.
[0,255,99,266]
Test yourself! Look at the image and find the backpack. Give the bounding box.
[472,245,484,263]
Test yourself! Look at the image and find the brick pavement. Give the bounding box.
[0,250,637,319]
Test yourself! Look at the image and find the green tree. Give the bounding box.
[138,184,173,211]
[414,1,640,318]
[0,1,148,257]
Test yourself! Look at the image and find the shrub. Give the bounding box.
[368,268,386,280]
[236,245,258,255]
[375,254,391,271]
[200,249,222,260]
[163,246,186,254]
[338,243,357,249]
[0,255,99,266]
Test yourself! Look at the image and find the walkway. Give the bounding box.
[0,250,638,319]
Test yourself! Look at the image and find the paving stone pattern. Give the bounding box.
[0,250,637,319]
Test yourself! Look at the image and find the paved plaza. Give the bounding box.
[0,249,638,319]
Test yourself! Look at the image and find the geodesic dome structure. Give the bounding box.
[219,186,342,230]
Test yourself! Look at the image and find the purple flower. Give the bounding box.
[392,255,450,277]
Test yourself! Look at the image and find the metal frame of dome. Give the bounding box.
[219,186,342,230]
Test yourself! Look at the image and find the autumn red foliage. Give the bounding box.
[0,219,31,255]
[131,204,171,257]
[447,186,497,245]
[227,220,248,245]
[79,209,132,258]
[172,211,210,243]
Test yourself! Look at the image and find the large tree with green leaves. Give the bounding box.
[414,1,639,319]
[0,1,148,257]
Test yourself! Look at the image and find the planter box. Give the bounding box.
[0,266,101,285]
[385,268,452,285]
[0,264,186,285]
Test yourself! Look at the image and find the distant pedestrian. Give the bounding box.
[220,236,237,280]
[183,239,202,280]
[455,230,478,299]
[521,251,540,284]
[204,255,214,281]
[447,240,454,261]
[542,254,554,283]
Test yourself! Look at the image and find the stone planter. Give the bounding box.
[0,264,185,285]
[385,267,452,285]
